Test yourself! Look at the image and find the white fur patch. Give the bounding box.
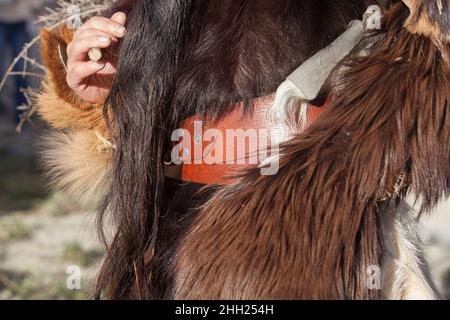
[381,199,439,300]
[40,130,111,207]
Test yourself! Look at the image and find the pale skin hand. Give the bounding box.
[66,12,127,105]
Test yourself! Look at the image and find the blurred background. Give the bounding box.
[0,0,449,300]
[0,0,103,299]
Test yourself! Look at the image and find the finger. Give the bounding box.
[66,61,106,89]
[102,39,120,58]
[67,35,113,65]
[111,12,127,26]
[82,15,126,38]
[97,61,117,76]
[73,27,118,42]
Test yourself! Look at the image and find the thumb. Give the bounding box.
[111,11,127,26]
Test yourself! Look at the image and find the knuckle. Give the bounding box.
[73,28,82,37]
[89,16,99,23]
[109,22,122,34]
[89,16,104,26]
[74,28,93,40]
[84,27,96,36]
[108,22,116,32]
[91,34,102,42]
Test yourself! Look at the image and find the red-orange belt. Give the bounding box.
[164,95,326,185]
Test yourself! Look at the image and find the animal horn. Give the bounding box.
[271,5,381,124]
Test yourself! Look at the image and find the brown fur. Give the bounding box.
[173,2,450,299]
[35,0,448,299]
[403,0,450,44]
[95,0,369,299]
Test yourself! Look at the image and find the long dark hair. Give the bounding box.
[96,0,367,299]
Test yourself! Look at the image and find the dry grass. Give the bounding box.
[0,214,31,243]
[0,269,88,300]
[62,242,103,268]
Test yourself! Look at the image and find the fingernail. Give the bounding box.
[115,25,126,35]
[98,36,110,43]
[97,61,106,68]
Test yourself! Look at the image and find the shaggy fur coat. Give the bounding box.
[36,0,448,299]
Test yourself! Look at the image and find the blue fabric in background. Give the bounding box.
[0,21,28,124]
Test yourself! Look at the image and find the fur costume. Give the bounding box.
[38,27,110,202]
[36,0,448,299]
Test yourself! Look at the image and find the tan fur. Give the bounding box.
[37,81,107,132]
